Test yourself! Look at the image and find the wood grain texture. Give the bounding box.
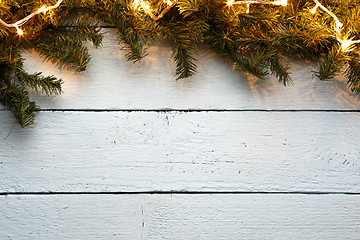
[20,29,360,110]
[1,194,359,239]
[1,111,359,193]
[2,29,360,239]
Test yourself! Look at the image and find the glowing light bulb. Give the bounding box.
[341,39,353,52]
[1,0,63,34]
[226,0,234,7]
[15,25,23,35]
[335,19,343,32]
[274,0,287,6]
[142,2,151,12]
[133,0,141,8]
[38,5,47,13]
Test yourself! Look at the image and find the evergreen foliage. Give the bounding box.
[1,0,360,127]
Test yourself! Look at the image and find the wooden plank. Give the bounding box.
[1,111,359,193]
[21,29,360,110]
[0,194,144,239]
[1,194,359,239]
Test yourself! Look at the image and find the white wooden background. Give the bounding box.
[1,29,360,239]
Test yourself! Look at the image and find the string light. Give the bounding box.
[0,0,357,52]
[226,0,286,14]
[14,24,24,35]
[132,0,176,20]
[273,0,287,6]
[0,0,63,35]
[227,0,235,7]
[309,1,320,14]
[38,5,49,14]
[309,0,359,52]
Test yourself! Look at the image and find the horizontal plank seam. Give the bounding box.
[1,109,360,113]
[1,191,359,196]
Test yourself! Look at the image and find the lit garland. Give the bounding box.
[0,0,63,35]
[309,0,360,52]
[1,0,360,128]
[0,0,359,51]
[133,0,176,20]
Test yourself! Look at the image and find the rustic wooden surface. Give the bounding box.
[1,29,360,239]
[1,111,360,193]
[1,194,359,239]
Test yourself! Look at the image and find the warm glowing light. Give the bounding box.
[310,0,359,53]
[340,39,360,52]
[142,1,151,12]
[132,0,152,13]
[341,39,353,52]
[310,3,320,14]
[273,0,287,6]
[38,5,48,13]
[310,0,343,32]
[15,25,23,35]
[1,0,357,53]
[227,0,235,7]
[224,0,288,15]
[132,0,176,20]
[0,0,63,34]
[133,0,141,8]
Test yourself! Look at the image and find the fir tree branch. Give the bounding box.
[28,19,103,71]
[0,77,37,128]
[177,0,200,18]
[2,0,360,129]
[0,40,23,70]
[314,45,344,81]
[172,37,197,79]
[34,38,91,71]
[95,0,159,62]
[56,18,103,48]
[163,19,208,79]
[269,54,293,86]
[16,71,63,96]
[344,55,360,94]
[236,48,270,79]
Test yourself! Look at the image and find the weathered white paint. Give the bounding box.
[1,194,359,239]
[21,29,360,110]
[1,111,359,193]
[1,29,360,238]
